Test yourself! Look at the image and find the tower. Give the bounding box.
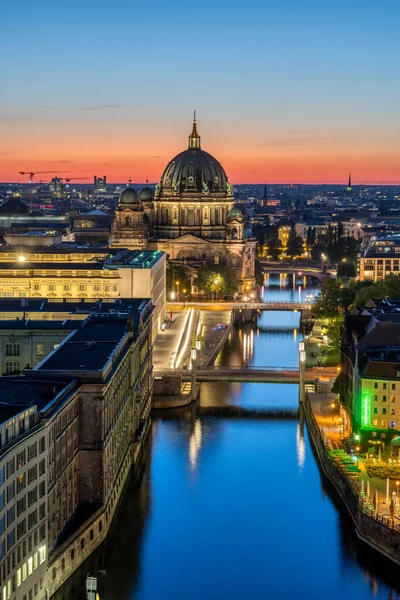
[345,173,353,197]
[262,182,268,207]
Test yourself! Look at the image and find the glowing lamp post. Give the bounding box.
[191,347,198,401]
[299,341,306,403]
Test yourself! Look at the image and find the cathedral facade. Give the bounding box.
[111,118,256,292]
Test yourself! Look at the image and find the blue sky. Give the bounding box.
[1,0,399,182]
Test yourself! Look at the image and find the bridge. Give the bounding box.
[260,263,331,283]
[154,366,337,384]
[168,301,312,312]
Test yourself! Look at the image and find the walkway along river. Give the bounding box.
[53,309,400,600]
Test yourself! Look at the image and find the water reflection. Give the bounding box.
[261,274,320,303]
[61,409,400,600]
[217,311,301,369]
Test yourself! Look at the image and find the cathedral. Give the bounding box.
[111,117,256,292]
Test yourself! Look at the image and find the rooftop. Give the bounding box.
[0,378,67,419]
[35,316,129,375]
[105,249,164,269]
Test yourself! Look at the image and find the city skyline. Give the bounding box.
[1,0,399,184]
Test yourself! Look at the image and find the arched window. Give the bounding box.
[125,216,132,227]
[231,228,239,240]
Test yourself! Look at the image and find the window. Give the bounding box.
[28,509,37,530]
[372,420,378,426]
[28,556,33,575]
[80,538,84,550]
[16,568,22,587]
[17,473,25,493]
[17,450,26,469]
[383,383,387,390]
[28,465,37,484]
[7,482,15,502]
[374,382,378,389]
[6,458,15,477]
[373,408,378,414]
[0,516,5,534]
[17,497,26,517]
[64,284,71,292]
[39,524,45,542]
[392,383,396,390]
[78,285,86,292]
[70,548,74,561]
[39,503,45,521]
[39,459,45,476]
[33,552,38,569]
[382,420,387,428]
[382,408,387,415]
[38,438,45,454]
[374,395,378,401]
[5,361,20,374]
[48,284,55,291]
[0,491,5,510]
[36,344,45,357]
[28,487,37,506]
[5,344,20,356]
[392,396,396,403]
[33,284,40,291]
[7,529,15,550]
[28,443,37,461]
[39,481,45,498]
[93,285,100,292]
[7,506,15,526]
[383,395,387,402]
[17,519,26,540]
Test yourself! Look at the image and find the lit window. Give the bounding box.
[28,556,33,575]
[38,545,46,564]
[16,568,21,587]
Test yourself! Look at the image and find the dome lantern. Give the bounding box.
[188,111,201,149]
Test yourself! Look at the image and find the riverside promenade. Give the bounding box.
[304,393,400,566]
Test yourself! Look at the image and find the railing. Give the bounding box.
[212,365,298,372]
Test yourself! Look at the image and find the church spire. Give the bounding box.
[348,172,352,190]
[262,182,268,207]
[188,110,201,149]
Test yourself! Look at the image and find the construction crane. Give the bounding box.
[19,170,71,211]
[18,170,67,183]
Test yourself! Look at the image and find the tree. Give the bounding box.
[166,264,191,296]
[337,260,357,278]
[197,266,239,297]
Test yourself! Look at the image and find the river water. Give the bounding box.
[58,300,400,600]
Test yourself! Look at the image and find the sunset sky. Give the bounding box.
[1,0,399,184]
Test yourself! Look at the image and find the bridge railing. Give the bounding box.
[212,365,298,372]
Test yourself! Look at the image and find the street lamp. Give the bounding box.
[18,255,26,263]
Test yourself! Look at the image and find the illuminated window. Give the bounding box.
[373,419,378,426]
[382,420,387,428]
[38,545,46,564]
[28,556,33,575]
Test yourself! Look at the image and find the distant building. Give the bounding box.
[359,235,400,281]
[94,176,107,192]
[49,178,63,194]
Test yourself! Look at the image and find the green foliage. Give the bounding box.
[166,264,191,295]
[197,266,239,297]
[353,274,400,307]
[337,260,357,278]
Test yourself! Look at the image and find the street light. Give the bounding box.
[18,255,26,263]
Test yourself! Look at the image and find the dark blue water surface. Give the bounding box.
[56,310,400,600]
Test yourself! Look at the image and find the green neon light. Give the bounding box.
[362,395,370,427]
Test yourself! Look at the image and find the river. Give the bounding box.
[56,306,400,600]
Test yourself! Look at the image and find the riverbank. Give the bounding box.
[303,393,400,567]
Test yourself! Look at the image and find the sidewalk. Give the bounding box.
[153,309,188,370]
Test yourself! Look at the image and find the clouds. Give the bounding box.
[48,160,74,164]
[82,104,123,111]
[0,116,31,123]
[237,137,322,148]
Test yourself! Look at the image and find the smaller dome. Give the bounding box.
[119,187,139,205]
[140,186,154,202]
[227,205,248,223]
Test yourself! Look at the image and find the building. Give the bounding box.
[0,247,166,340]
[341,300,400,444]
[111,117,256,292]
[31,308,153,597]
[0,379,53,600]
[0,302,154,598]
[93,176,107,193]
[0,320,81,375]
[359,235,400,281]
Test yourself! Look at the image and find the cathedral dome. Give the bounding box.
[119,187,139,205]
[140,185,154,202]
[158,118,229,195]
[227,205,248,222]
